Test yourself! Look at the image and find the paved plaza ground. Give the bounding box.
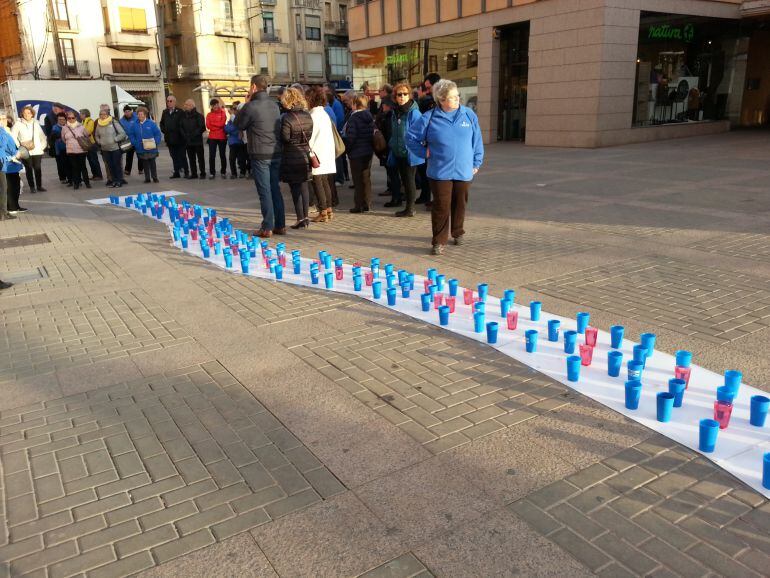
[0,129,769,577]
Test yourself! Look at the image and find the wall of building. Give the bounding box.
[740,28,770,125]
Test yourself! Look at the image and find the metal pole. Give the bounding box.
[46,0,66,78]
[156,0,167,89]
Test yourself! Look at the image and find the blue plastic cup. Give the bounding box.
[625,380,642,410]
[525,330,538,353]
[384,263,394,276]
[474,302,485,315]
[436,275,445,291]
[224,252,233,268]
[486,322,499,344]
[173,228,180,241]
[352,265,362,277]
[675,350,692,368]
[387,288,397,306]
[628,361,643,382]
[750,395,770,427]
[372,281,382,299]
[428,284,437,302]
[478,283,489,302]
[310,270,319,284]
[610,325,624,349]
[473,312,485,333]
[214,242,221,255]
[668,379,686,408]
[699,419,719,453]
[427,267,437,282]
[504,289,516,304]
[632,345,648,368]
[439,305,450,326]
[724,370,742,393]
[567,355,581,382]
[547,319,560,342]
[608,351,623,377]
[386,275,396,289]
[576,312,590,334]
[202,244,210,258]
[564,330,577,354]
[401,285,410,298]
[181,236,189,249]
[448,279,459,297]
[500,299,512,318]
[324,272,334,289]
[529,301,542,321]
[421,293,431,312]
[275,264,283,279]
[294,261,301,275]
[656,392,675,422]
[241,259,250,274]
[323,254,332,270]
[408,273,415,290]
[640,333,656,359]
[353,275,362,291]
[716,385,735,404]
[764,453,770,490]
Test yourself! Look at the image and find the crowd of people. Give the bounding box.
[1,71,484,254]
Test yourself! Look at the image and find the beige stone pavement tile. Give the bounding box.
[251,492,405,577]
[414,507,592,578]
[137,533,277,578]
[57,357,143,397]
[130,341,215,378]
[0,371,62,411]
[354,453,498,545]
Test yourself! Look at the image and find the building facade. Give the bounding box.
[349,0,770,147]
[2,0,165,115]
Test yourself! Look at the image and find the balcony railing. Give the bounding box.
[259,29,282,43]
[48,60,91,78]
[173,63,253,80]
[105,31,156,51]
[324,20,348,35]
[214,17,249,37]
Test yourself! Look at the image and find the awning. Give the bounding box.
[112,85,146,107]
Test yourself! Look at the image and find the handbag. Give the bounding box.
[112,120,133,153]
[19,122,35,150]
[291,112,320,169]
[331,123,345,158]
[67,126,96,152]
[372,128,387,155]
[142,138,157,151]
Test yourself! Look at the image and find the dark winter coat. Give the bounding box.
[180,109,205,147]
[279,108,313,184]
[343,109,374,160]
[160,107,185,145]
[234,91,281,160]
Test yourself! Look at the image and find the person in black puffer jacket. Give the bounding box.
[343,94,374,213]
[180,100,206,179]
[279,88,314,229]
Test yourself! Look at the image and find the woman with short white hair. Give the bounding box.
[407,79,484,255]
[11,105,47,193]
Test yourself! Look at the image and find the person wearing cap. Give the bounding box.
[120,106,142,176]
[0,109,25,217]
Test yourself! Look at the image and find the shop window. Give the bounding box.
[119,7,147,33]
[446,52,458,71]
[112,58,150,74]
[305,15,321,40]
[467,49,478,67]
[429,55,438,72]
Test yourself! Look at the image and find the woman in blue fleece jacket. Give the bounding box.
[407,79,484,255]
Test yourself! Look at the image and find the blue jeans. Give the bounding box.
[251,157,284,231]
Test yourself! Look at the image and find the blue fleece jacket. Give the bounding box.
[0,129,22,174]
[130,119,162,154]
[224,118,243,145]
[324,105,336,127]
[120,114,139,147]
[331,98,344,132]
[406,105,483,182]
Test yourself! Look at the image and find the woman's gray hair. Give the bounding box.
[432,79,458,103]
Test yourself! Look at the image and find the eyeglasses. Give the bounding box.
[395,92,409,97]
[66,116,76,120]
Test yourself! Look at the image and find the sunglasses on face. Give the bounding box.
[396,93,409,97]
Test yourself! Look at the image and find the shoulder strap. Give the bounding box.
[290,112,311,148]
[423,109,436,144]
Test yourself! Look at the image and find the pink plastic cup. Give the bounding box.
[424,279,432,293]
[433,294,444,310]
[675,366,692,388]
[446,296,456,313]
[579,344,594,366]
[463,288,474,305]
[365,271,374,286]
[506,311,519,330]
[714,400,733,429]
[585,327,598,347]
[335,267,343,281]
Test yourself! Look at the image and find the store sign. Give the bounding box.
[293,0,320,9]
[386,51,419,65]
[647,23,695,42]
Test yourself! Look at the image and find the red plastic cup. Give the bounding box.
[585,327,598,347]
[207,236,214,247]
[433,294,444,310]
[190,228,199,241]
[231,244,239,256]
[714,400,733,429]
[365,271,374,286]
[335,267,343,281]
[424,279,432,293]
[675,366,691,388]
[506,310,518,330]
[463,288,474,305]
[223,236,231,247]
[279,254,287,267]
[579,344,594,366]
[446,296,456,313]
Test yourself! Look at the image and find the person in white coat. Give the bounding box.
[305,87,337,223]
[11,105,48,193]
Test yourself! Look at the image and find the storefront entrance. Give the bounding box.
[740,20,770,127]
[498,23,529,141]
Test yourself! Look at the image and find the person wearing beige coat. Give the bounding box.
[10,106,48,192]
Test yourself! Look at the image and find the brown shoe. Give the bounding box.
[311,212,328,223]
[325,208,333,221]
[273,227,287,236]
[254,229,272,238]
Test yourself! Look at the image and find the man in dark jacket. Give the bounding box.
[181,99,206,179]
[416,73,440,206]
[235,75,284,237]
[160,95,189,179]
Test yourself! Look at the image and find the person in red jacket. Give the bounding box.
[205,98,227,179]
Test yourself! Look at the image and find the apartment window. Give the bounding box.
[111,58,150,74]
[328,46,351,77]
[274,53,289,74]
[224,41,237,67]
[102,6,110,33]
[257,52,268,74]
[305,15,321,40]
[446,52,458,71]
[53,0,70,28]
[339,4,347,23]
[222,0,233,19]
[429,55,438,72]
[467,49,478,67]
[60,38,75,68]
[118,7,147,33]
[307,52,323,74]
[295,13,302,39]
[262,11,274,33]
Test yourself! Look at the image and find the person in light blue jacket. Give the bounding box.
[388,81,425,218]
[131,107,162,183]
[407,79,483,255]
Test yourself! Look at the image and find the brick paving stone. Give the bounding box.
[116,524,178,558]
[79,519,141,552]
[549,528,611,572]
[89,551,155,578]
[592,534,659,576]
[151,529,215,565]
[507,500,562,536]
[48,545,115,578]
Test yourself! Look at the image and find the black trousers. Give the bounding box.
[21,155,43,190]
[208,139,227,176]
[168,144,188,176]
[55,154,71,182]
[416,163,430,201]
[289,181,310,222]
[142,157,158,181]
[69,153,89,187]
[3,172,22,212]
[392,159,417,210]
[228,143,247,176]
[349,156,372,210]
[87,149,103,178]
[186,145,205,176]
[124,149,144,174]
